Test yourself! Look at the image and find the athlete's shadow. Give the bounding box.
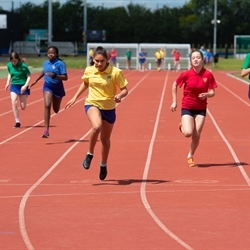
[93,178,170,186]
[45,139,88,145]
[197,162,248,168]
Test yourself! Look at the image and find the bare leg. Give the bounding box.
[86,107,102,154]
[19,94,28,110]
[10,92,19,122]
[100,120,114,165]
[43,91,53,132]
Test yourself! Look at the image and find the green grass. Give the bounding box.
[0,56,88,69]
[0,55,244,71]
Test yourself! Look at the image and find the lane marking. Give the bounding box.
[18,71,152,250]
[140,71,194,250]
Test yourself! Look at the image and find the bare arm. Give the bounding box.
[29,71,44,88]
[65,81,89,109]
[241,68,250,78]
[5,73,11,90]
[170,81,178,112]
[114,86,128,103]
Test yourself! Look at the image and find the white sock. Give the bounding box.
[100,163,107,167]
[87,152,93,156]
[187,152,193,158]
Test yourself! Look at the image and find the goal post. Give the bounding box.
[87,43,191,69]
[139,43,191,70]
[87,43,139,69]
[234,35,250,59]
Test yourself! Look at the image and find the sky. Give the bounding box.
[1,0,188,11]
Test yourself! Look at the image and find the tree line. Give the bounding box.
[3,0,250,49]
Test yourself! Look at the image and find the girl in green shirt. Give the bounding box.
[5,52,31,128]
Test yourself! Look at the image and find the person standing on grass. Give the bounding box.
[65,46,128,181]
[5,52,31,128]
[170,50,217,167]
[125,48,132,70]
[30,46,68,138]
[241,53,250,99]
[171,48,181,72]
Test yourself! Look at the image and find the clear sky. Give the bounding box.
[1,0,188,11]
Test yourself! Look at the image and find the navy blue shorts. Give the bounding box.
[84,105,116,124]
[10,84,30,95]
[43,82,65,98]
[181,108,207,117]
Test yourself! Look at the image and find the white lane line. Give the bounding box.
[18,71,152,250]
[140,71,194,250]
[207,109,250,187]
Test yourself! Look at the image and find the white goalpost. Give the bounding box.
[87,43,139,69]
[139,43,191,70]
[87,43,191,70]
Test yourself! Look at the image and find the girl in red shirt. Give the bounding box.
[170,50,217,167]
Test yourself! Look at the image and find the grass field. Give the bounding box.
[0,55,245,73]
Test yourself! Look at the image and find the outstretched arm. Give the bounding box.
[65,81,89,108]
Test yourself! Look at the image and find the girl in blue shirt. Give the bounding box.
[30,46,68,138]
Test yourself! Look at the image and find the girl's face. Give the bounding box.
[93,54,108,71]
[47,48,57,61]
[11,58,19,66]
[191,51,203,67]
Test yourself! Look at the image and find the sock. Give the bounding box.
[100,162,107,167]
[87,152,93,156]
[187,152,193,158]
[15,119,20,123]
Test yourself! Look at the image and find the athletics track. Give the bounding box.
[0,68,250,250]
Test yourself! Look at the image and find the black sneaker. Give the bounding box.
[99,165,107,180]
[13,122,21,128]
[83,154,93,169]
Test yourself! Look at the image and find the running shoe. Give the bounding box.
[83,154,93,169]
[41,131,50,138]
[99,165,107,180]
[13,122,21,128]
[187,157,195,167]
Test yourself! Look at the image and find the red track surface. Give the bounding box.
[1,69,250,250]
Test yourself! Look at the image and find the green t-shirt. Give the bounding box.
[125,50,132,60]
[7,61,30,85]
[242,53,250,80]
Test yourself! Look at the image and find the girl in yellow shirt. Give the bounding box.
[65,46,128,180]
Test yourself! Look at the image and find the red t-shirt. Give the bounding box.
[110,49,117,59]
[173,51,181,61]
[176,67,217,110]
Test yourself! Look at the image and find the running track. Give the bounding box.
[0,68,250,250]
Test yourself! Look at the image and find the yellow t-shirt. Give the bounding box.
[82,64,128,110]
[155,51,161,59]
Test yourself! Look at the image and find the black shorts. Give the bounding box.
[181,108,207,117]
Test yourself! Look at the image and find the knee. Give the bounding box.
[183,131,192,138]
[100,137,110,146]
[91,125,101,134]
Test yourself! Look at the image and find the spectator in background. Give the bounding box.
[160,48,165,70]
[241,53,250,99]
[109,47,117,66]
[125,48,132,70]
[88,47,94,65]
[155,49,162,71]
[171,48,181,72]
[5,52,31,128]
[200,45,207,64]
[138,49,146,72]
[205,49,213,71]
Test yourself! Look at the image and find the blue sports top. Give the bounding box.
[43,58,67,84]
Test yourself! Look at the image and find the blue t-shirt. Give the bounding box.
[43,58,67,84]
